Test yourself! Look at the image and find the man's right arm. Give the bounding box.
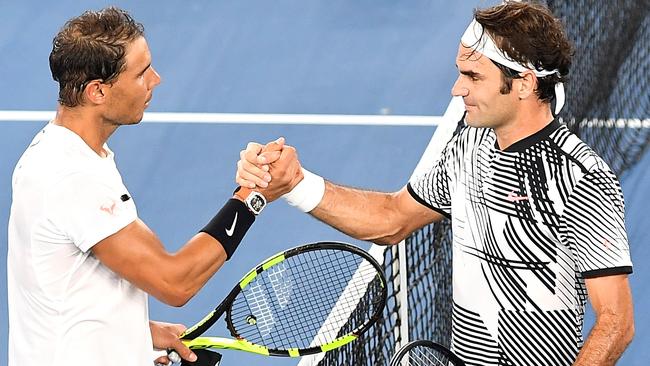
[310,182,444,245]
[92,221,227,307]
[237,140,444,245]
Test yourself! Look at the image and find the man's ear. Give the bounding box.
[84,80,107,105]
[517,71,538,100]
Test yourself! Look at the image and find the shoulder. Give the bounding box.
[447,122,495,157]
[550,124,614,174]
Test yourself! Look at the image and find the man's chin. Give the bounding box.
[119,116,144,126]
[464,113,479,127]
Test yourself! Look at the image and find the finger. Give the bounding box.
[237,163,270,188]
[242,142,267,166]
[153,348,173,365]
[278,145,297,160]
[240,150,270,172]
[154,355,170,365]
[245,141,264,155]
[258,137,285,163]
[258,150,282,165]
[263,137,285,151]
[238,158,272,185]
[170,340,197,363]
[167,323,187,336]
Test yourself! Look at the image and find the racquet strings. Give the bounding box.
[229,247,382,350]
[404,344,455,366]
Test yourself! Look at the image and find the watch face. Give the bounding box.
[250,196,264,211]
[248,193,266,214]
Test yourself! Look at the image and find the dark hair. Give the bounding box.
[49,7,145,107]
[474,1,573,102]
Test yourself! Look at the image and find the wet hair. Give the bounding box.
[474,1,573,102]
[49,7,144,107]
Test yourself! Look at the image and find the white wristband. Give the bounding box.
[282,168,325,212]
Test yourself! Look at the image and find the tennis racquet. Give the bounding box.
[168,241,387,361]
[389,340,465,366]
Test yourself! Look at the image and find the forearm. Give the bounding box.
[115,223,227,306]
[573,311,634,366]
[309,182,411,245]
[163,233,227,303]
[157,195,255,303]
[93,218,231,307]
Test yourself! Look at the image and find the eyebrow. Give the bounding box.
[138,63,152,75]
[455,64,482,79]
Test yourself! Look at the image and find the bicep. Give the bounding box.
[91,219,172,291]
[391,185,445,239]
[91,219,226,305]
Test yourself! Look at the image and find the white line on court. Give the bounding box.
[0,110,442,126]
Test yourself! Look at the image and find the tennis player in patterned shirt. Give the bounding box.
[235,2,634,366]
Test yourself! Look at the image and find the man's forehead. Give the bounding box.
[456,43,490,66]
[124,37,151,68]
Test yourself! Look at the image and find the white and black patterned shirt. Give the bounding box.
[408,119,633,366]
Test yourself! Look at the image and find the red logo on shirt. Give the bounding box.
[100,200,117,215]
[602,238,611,249]
[506,191,529,202]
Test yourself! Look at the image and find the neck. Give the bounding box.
[52,105,118,157]
[494,101,554,150]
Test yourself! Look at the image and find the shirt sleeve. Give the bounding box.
[562,169,633,278]
[46,172,137,252]
[407,130,464,219]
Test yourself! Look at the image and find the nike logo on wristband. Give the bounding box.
[225,212,238,236]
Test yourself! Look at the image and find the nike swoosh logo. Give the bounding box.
[506,191,529,202]
[225,212,238,236]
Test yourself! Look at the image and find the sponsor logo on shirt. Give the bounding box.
[506,191,529,202]
[100,200,117,215]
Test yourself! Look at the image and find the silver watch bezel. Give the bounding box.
[245,191,267,215]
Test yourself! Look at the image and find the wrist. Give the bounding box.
[281,168,325,212]
[200,198,255,260]
[234,187,267,215]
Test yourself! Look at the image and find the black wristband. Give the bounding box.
[200,198,255,260]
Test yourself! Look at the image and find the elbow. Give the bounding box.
[369,216,414,246]
[154,283,196,307]
[160,290,193,307]
[371,228,411,246]
[373,234,406,246]
[164,293,192,307]
[617,307,635,348]
[623,319,635,347]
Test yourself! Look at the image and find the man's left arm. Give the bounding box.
[573,274,634,366]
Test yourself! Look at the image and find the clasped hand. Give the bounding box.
[235,137,304,202]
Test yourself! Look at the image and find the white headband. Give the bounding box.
[461,19,565,114]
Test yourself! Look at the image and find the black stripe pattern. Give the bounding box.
[410,120,633,365]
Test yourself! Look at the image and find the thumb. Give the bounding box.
[263,137,285,152]
[258,137,285,164]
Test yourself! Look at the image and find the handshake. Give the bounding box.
[235,137,325,212]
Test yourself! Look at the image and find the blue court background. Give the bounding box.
[1,1,647,365]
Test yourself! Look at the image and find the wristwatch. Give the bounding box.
[234,187,267,215]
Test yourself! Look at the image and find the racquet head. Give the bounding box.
[389,340,465,366]
[180,241,387,357]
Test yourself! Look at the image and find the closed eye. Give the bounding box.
[138,63,152,77]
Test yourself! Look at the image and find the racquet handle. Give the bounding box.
[153,349,181,365]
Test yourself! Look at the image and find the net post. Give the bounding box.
[396,240,409,351]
